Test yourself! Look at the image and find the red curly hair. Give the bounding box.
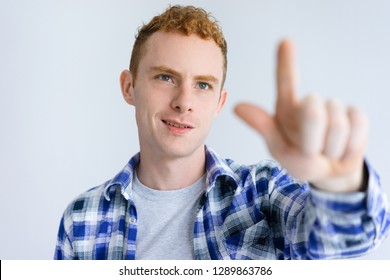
[129,5,228,85]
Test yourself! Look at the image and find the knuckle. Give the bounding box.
[348,106,369,129]
[329,116,348,133]
[300,94,326,121]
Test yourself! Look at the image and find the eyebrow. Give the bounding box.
[150,66,219,84]
[151,66,180,77]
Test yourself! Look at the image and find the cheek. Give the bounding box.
[133,94,152,124]
[134,92,167,122]
[204,96,223,115]
[199,104,219,125]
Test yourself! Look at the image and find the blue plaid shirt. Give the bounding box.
[55,146,390,259]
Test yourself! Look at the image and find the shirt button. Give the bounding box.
[130,217,137,224]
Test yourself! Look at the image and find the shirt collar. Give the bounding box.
[103,153,139,201]
[204,146,238,194]
[103,146,237,201]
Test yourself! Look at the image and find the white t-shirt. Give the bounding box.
[132,172,205,260]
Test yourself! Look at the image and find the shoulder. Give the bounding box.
[226,156,296,183]
[227,158,283,180]
[224,157,309,196]
[207,146,283,181]
[62,154,139,220]
[206,146,304,189]
[61,181,112,222]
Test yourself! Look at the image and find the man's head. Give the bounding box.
[120,5,228,161]
[129,5,227,86]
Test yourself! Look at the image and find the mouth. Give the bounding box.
[162,120,193,129]
[162,120,194,134]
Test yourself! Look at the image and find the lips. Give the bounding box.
[162,119,193,129]
[162,120,194,134]
[163,120,191,128]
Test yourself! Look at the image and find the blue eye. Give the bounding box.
[198,82,210,90]
[159,75,173,82]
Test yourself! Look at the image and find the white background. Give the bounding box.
[1,0,389,259]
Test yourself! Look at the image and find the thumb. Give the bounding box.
[234,102,279,146]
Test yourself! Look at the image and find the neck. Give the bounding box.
[136,145,206,191]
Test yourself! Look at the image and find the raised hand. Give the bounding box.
[234,39,368,193]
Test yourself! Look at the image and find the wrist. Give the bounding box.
[310,161,368,193]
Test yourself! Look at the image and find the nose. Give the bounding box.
[171,84,193,113]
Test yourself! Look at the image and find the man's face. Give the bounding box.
[122,31,227,160]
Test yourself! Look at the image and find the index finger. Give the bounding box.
[276,39,298,110]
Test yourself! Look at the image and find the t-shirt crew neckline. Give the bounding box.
[132,172,206,201]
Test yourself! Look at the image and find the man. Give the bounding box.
[55,5,390,260]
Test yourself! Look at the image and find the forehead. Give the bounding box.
[139,31,224,78]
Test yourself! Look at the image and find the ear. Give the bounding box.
[215,89,228,116]
[120,70,135,105]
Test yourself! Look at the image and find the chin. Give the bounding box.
[158,142,205,159]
